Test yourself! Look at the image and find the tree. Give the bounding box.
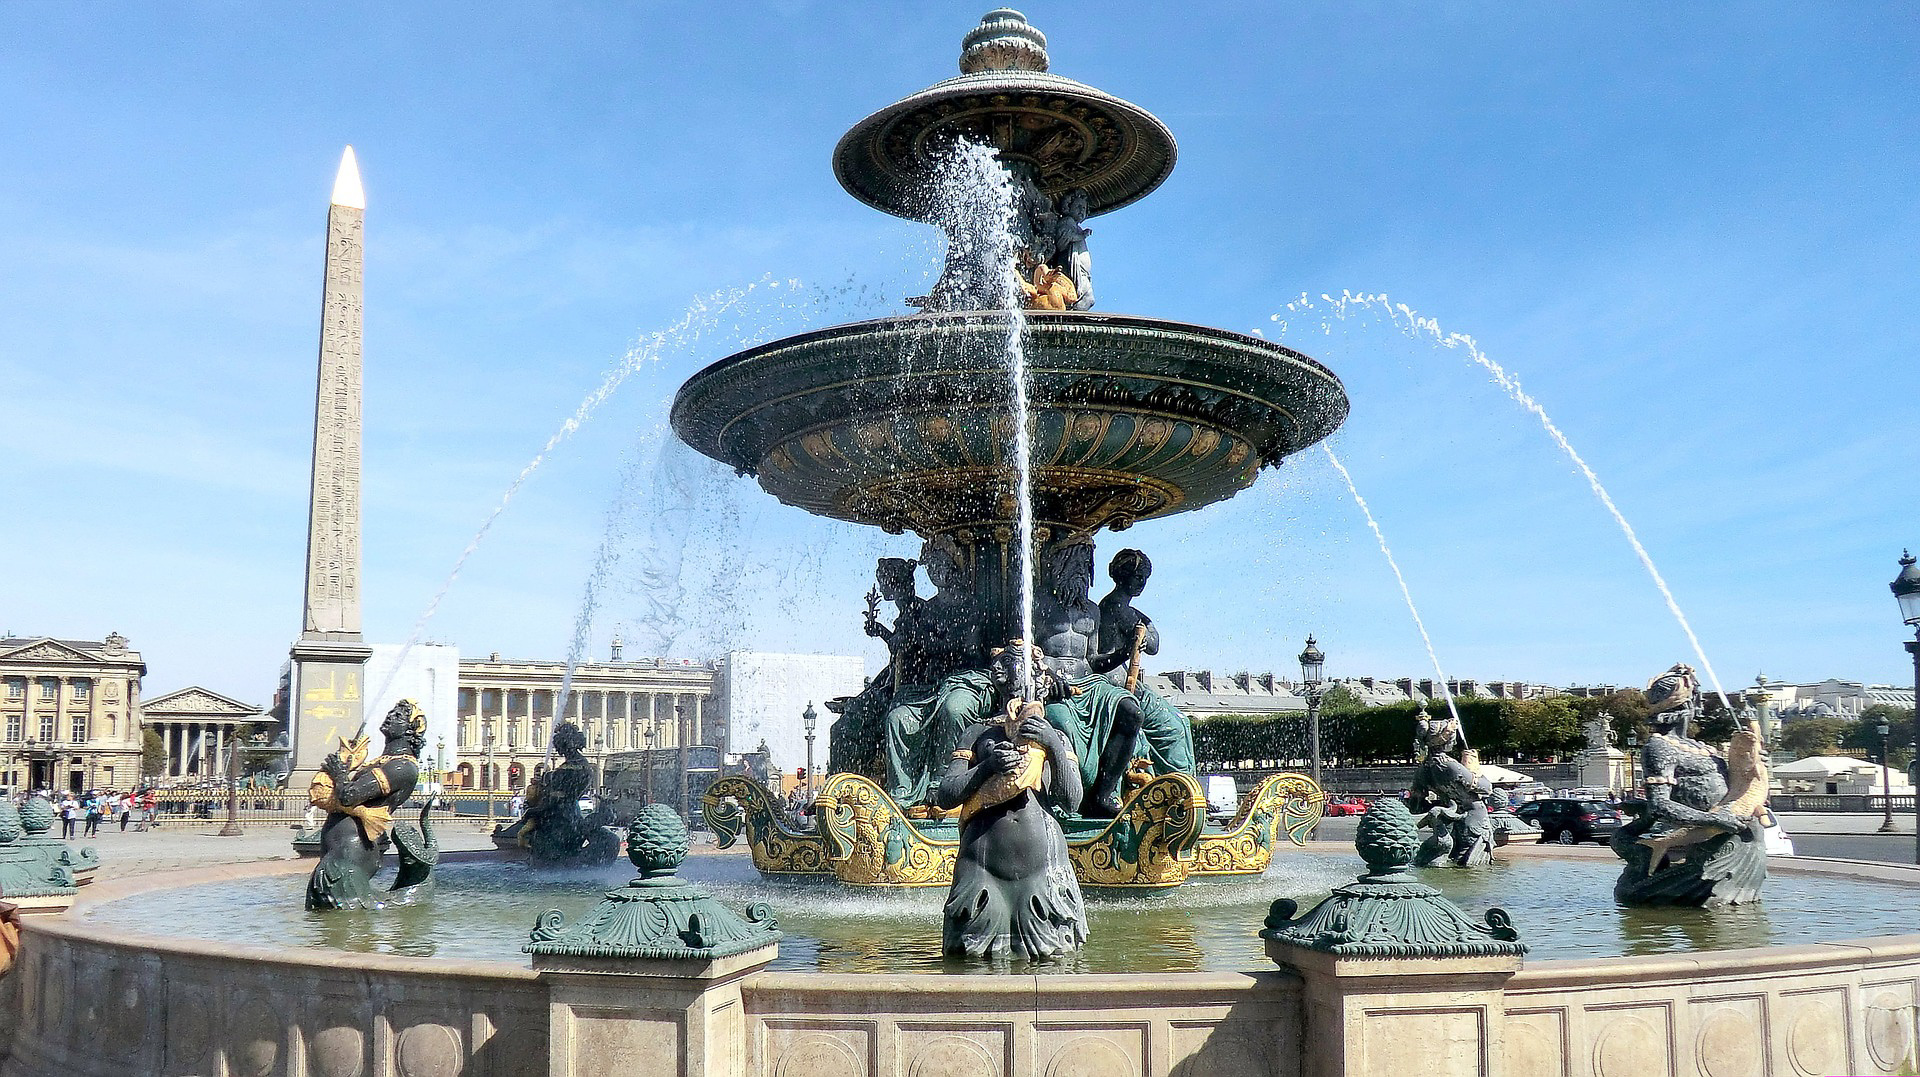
[1841,704,1916,770]
[1780,718,1847,755]
[140,728,167,781]
[1509,697,1583,757]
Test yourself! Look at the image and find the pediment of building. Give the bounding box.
[0,638,98,664]
[141,686,260,718]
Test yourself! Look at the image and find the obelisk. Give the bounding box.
[288,147,375,786]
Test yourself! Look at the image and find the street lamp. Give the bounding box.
[801,701,818,801]
[483,727,498,830]
[218,731,244,837]
[434,737,447,792]
[1889,550,1920,863]
[1876,714,1895,834]
[676,701,691,824]
[1298,635,1326,786]
[1625,729,1640,796]
[643,724,657,804]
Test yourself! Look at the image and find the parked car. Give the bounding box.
[1488,809,1539,846]
[1322,796,1368,817]
[1532,798,1622,845]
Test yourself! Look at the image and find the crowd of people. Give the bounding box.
[11,789,163,835]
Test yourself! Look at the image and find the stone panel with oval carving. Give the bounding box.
[1035,1027,1143,1077]
[901,1028,1006,1077]
[1588,1007,1672,1077]
[1504,1008,1568,1077]
[1690,999,1764,1077]
[1865,982,1917,1073]
[1783,989,1851,1077]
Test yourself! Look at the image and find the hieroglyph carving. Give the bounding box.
[303,201,364,637]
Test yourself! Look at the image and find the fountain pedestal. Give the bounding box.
[527,806,780,1077]
[1262,798,1527,1077]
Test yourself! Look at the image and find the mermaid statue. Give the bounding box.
[935,644,1088,961]
[1611,664,1768,906]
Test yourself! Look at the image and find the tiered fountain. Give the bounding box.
[678,9,1343,889]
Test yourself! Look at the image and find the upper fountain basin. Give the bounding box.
[670,310,1348,538]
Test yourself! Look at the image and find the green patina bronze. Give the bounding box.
[12,795,97,886]
[526,804,781,961]
[0,799,77,899]
[1261,797,1527,959]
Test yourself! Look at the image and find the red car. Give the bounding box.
[1323,796,1368,816]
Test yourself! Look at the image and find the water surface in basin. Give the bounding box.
[86,852,1917,974]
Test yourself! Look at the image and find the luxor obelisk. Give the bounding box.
[288,147,374,786]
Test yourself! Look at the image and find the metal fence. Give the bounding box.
[141,789,531,833]
[1769,793,1918,813]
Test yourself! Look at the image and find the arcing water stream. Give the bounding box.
[1322,444,1461,725]
[365,283,761,722]
[1275,292,1733,709]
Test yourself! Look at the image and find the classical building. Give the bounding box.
[455,647,719,791]
[0,634,146,792]
[140,686,273,780]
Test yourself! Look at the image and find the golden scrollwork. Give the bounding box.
[813,773,957,887]
[1067,772,1208,889]
[1191,772,1327,878]
[700,776,830,877]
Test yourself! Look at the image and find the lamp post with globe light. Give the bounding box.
[1876,714,1895,834]
[802,702,818,801]
[1890,550,1920,863]
[1299,636,1326,785]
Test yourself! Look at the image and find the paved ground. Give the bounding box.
[1312,811,1920,866]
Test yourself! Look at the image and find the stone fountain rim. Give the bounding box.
[41,845,1920,986]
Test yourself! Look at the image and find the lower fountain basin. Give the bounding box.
[77,848,1920,973]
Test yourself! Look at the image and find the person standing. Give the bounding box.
[83,794,102,838]
[117,792,132,831]
[59,794,79,839]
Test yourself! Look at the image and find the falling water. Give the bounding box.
[1275,291,1733,710]
[1322,444,1460,725]
[365,283,758,721]
[926,140,1035,698]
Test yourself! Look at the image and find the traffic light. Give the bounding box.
[796,767,807,781]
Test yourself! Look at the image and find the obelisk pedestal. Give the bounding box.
[289,147,373,787]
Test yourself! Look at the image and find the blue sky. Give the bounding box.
[3,3,1917,707]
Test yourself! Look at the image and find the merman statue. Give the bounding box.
[1611,664,1768,906]
[305,699,439,910]
[1408,707,1494,868]
[935,644,1088,960]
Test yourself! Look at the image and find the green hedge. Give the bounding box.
[1193,695,1589,768]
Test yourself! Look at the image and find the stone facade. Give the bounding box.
[0,635,145,792]
[455,652,718,791]
[139,685,272,780]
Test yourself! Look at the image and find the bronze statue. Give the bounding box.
[500,722,620,866]
[1408,707,1493,868]
[1050,187,1094,310]
[305,700,438,910]
[1034,541,1149,817]
[936,645,1088,960]
[1611,664,1768,906]
[1095,548,1195,778]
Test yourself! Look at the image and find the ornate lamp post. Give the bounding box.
[802,701,818,800]
[218,732,244,837]
[1298,635,1326,785]
[1625,729,1639,796]
[483,727,497,829]
[676,701,691,823]
[1889,550,1920,863]
[1875,714,1895,834]
[434,737,447,791]
[643,724,657,804]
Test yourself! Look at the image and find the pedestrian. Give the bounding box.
[83,795,102,838]
[59,794,79,839]
[117,793,131,832]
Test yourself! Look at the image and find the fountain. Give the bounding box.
[7,12,1920,1077]
[676,7,1343,890]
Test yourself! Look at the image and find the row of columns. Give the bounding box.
[147,721,235,778]
[459,689,706,753]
